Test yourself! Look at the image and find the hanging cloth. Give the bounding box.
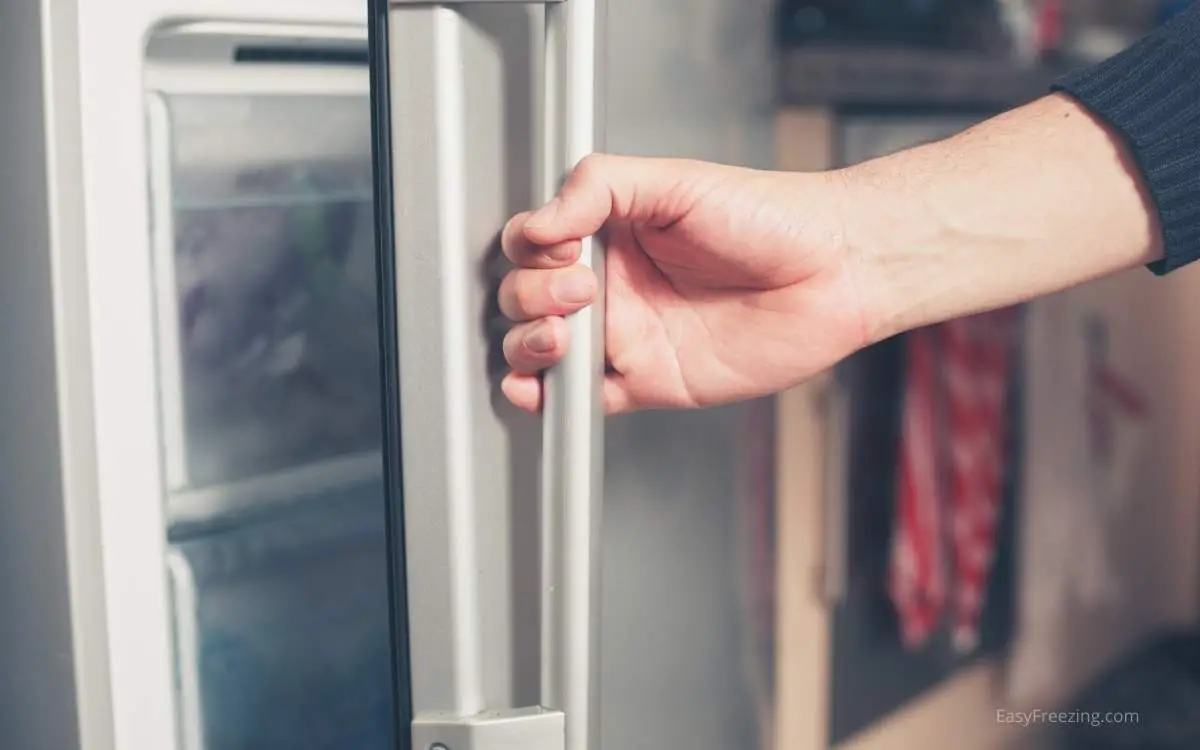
[887,307,1020,652]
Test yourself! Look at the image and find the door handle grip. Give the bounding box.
[538,4,606,750]
[384,3,605,748]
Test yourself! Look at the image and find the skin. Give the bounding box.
[498,92,1164,414]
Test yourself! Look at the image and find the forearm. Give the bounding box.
[842,92,1163,343]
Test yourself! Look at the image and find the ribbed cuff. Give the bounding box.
[1052,6,1200,275]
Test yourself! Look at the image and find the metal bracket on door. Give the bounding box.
[413,707,565,750]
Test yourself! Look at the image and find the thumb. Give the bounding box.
[522,154,696,244]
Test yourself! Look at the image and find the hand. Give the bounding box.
[499,97,1162,415]
[497,154,875,414]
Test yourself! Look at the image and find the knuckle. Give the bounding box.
[502,328,526,361]
[500,217,525,256]
[497,273,525,318]
[511,274,538,316]
[574,153,606,182]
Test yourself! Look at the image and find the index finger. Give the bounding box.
[501,211,582,269]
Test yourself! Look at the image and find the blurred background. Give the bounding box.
[769,3,1200,750]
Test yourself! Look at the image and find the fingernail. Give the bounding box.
[546,243,576,262]
[524,322,557,353]
[526,198,560,229]
[551,272,594,304]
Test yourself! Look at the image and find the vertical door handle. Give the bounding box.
[380,3,605,750]
[538,3,606,750]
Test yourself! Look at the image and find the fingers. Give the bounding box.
[500,373,541,413]
[503,317,570,374]
[498,265,597,322]
[501,211,581,268]
[496,249,596,395]
[497,254,596,379]
[502,152,709,269]
[499,153,692,417]
[518,154,698,246]
[501,371,638,415]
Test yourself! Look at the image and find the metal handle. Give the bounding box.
[382,2,605,749]
[538,5,606,750]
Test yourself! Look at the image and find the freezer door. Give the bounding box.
[369,2,606,749]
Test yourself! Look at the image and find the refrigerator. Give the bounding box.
[0,1,778,749]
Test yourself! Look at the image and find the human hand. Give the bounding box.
[497,154,877,414]
[499,96,1166,415]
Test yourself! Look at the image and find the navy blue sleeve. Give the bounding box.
[1052,4,1200,274]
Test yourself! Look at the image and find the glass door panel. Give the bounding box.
[156,92,379,491]
[145,25,404,750]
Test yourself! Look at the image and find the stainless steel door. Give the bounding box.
[370,2,605,749]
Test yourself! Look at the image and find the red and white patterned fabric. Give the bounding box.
[888,307,1020,652]
[888,325,947,648]
[943,308,1020,652]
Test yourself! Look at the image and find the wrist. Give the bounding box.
[834,94,1164,344]
[828,154,946,346]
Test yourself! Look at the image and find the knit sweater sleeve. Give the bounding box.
[1051,5,1200,275]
